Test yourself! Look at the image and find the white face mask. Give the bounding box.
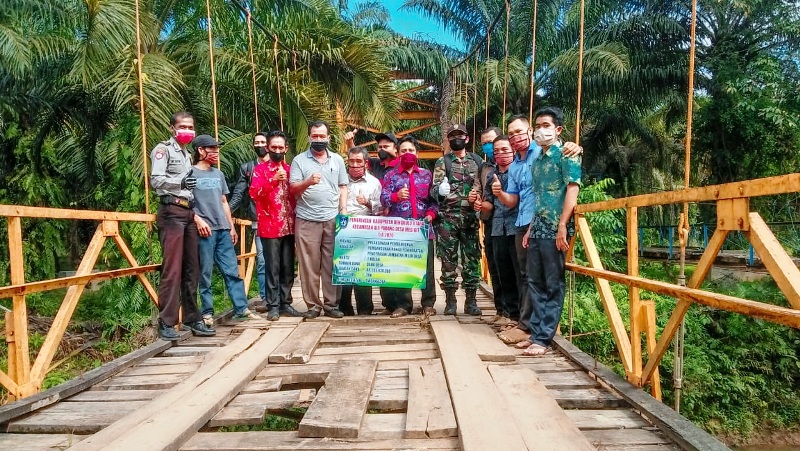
[533,127,558,147]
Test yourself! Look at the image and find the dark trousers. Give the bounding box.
[527,238,567,347]
[492,234,520,320]
[515,226,532,332]
[483,230,503,313]
[260,235,295,310]
[380,239,436,311]
[156,203,202,326]
[339,285,374,316]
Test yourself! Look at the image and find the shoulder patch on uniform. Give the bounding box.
[155,150,166,160]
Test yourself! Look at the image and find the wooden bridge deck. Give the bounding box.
[0,274,727,450]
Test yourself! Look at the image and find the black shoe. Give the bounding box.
[182,320,216,336]
[279,305,303,317]
[464,303,482,316]
[304,309,321,319]
[254,304,268,313]
[158,320,179,341]
[267,308,280,321]
[325,308,344,318]
[443,303,457,315]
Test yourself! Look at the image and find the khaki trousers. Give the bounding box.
[295,217,340,311]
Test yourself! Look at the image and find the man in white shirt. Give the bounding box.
[338,146,383,315]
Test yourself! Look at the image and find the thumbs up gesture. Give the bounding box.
[274,165,287,181]
[468,186,479,203]
[344,127,359,146]
[182,169,197,190]
[491,174,501,196]
[398,183,409,200]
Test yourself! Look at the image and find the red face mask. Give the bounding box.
[508,133,530,153]
[495,154,514,167]
[400,153,417,170]
[203,150,219,165]
[175,129,195,145]
[348,167,365,179]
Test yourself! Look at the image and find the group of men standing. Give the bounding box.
[150,106,582,356]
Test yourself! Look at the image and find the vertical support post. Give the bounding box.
[642,301,662,400]
[5,310,18,401]
[243,237,257,296]
[627,208,643,383]
[8,216,31,396]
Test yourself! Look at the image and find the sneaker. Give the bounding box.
[202,313,214,328]
[267,308,280,321]
[304,309,321,319]
[279,305,303,317]
[232,309,261,321]
[325,308,344,318]
[182,320,216,336]
[158,320,179,341]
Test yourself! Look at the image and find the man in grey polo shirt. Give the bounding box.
[290,120,349,318]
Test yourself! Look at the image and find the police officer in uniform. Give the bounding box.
[150,111,216,340]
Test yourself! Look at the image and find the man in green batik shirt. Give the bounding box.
[521,107,581,356]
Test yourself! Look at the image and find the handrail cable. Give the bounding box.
[246,8,260,132]
[133,0,149,215]
[528,0,539,123]
[205,0,220,155]
[501,0,510,132]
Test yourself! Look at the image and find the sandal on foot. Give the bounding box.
[499,321,518,331]
[522,343,552,356]
[390,308,408,318]
[497,327,529,345]
[514,339,533,349]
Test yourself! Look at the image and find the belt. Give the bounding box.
[160,195,194,209]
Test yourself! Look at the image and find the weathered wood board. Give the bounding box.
[405,360,457,439]
[268,322,329,364]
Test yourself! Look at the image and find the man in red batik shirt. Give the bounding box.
[249,130,301,320]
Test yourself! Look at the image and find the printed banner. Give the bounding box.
[333,214,429,288]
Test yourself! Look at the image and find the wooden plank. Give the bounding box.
[73,327,294,451]
[95,373,186,390]
[628,207,643,383]
[405,361,457,438]
[748,212,800,308]
[68,328,264,450]
[312,342,436,356]
[549,388,627,409]
[567,261,800,329]
[516,360,582,373]
[536,371,600,389]
[7,400,146,433]
[461,324,516,362]
[208,390,313,427]
[241,377,282,394]
[369,388,407,411]
[298,359,378,438]
[120,363,199,377]
[564,409,649,430]
[0,335,174,424]
[430,319,527,451]
[308,316,422,327]
[584,428,671,445]
[575,173,800,213]
[0,205,155,222]
[259,364,333,385]
[137,356,203,366]
[488,365,594,450]
[319,334,433,347]
[554,336,731,451]
[160,347,212,357]
[308,350,439,365]
[0,264,160,300]
[269,322,329,364]
[181,431,460,450]
[67,390,164,402]
[360,413,406,439]
[0,434,87,450]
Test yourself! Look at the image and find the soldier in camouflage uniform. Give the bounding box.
[430,125,483,315]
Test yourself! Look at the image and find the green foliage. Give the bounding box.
[573,178,626,270]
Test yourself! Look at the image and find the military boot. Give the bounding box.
[443,289,457,315]
[464,289,482,316]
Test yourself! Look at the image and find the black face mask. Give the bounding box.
[254,146,268,158]
[449,138,467,151]
[378,149,392,161]
[310,141,328,152]
[269,151,285,163]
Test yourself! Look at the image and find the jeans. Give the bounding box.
[526,238,567,347]
[253,222,267,300]
[260,235,295,310]
[492,234,520,319]
[197,229,250,316]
